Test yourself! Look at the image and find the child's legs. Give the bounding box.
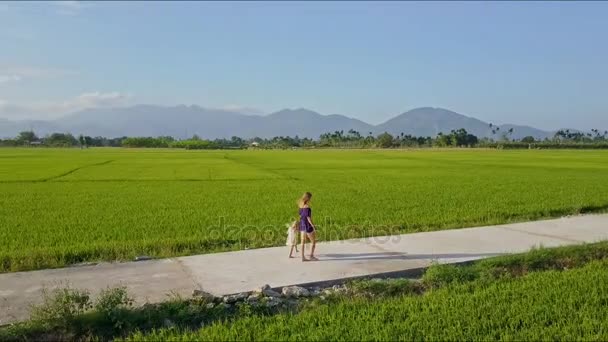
[289,244,296,257]
[292,231,299,251]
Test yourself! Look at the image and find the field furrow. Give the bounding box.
[1,148,608,272]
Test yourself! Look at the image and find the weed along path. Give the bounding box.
[2,214,608,325]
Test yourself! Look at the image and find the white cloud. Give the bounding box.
[54,1,81,9]
[0,2,86,15]
[52,1,87,15]
[0,92,132,120]
[64,92,131,109]
[0,66,76,84]
[0,75,22,84]
[220,104,264,115]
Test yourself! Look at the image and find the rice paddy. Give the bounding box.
[1,148,608,272]
[125,260,608,341]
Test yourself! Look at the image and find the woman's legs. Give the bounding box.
[308,232,317,260]
[301,232,308,261]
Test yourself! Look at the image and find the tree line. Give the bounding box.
[2,127,607,149]
[0,131,125,147]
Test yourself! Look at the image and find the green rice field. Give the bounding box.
[1,148,608,272]
[126,260,608,341]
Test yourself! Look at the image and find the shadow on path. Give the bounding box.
[318,252,503,261]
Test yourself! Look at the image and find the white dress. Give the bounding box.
[286,226,297,246]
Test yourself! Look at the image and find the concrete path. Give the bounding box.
[2,214,608,325]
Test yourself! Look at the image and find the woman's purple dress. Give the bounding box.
[299,207,314,233]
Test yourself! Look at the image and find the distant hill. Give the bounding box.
[376,107,490,138]
[0,105,556,140]
[260,108,374,139]
[375,107,551,140]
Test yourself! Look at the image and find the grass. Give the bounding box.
[125,243,608,342]
[3,242,608,341]
[152,262,608,341]
[1,148,608,272]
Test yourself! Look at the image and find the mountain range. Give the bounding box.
[0,106,556,140]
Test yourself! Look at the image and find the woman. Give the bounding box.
[298,192,317,261]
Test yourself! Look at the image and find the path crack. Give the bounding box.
[497,225,582,243]
[174,258,202,290]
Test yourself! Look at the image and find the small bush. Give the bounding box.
[94,287,134,330]
[30,287,92,327]
[95,287,134,315]
[422,263,477,288]
[349,278,419,297]
[477,242,608,277]
[476,266,514,283]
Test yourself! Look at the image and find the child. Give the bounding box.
[286,220,299,258]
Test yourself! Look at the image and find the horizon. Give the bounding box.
[1,1,608,130]
[1,104,599,136]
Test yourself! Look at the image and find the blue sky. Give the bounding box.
[1,1,607,130]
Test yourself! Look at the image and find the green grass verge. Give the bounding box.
[3,241,608,341]
[136,261,608,341]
